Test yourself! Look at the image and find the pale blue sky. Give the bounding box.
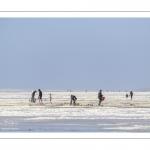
[0,18,150,91]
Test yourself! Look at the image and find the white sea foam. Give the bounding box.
[0,91,150,132]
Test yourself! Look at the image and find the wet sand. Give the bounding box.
[0,98,150,132]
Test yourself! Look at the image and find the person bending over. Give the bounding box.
[70,95,77,105]
[31,90,37,103]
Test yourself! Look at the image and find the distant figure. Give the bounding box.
[129,91,133,100]
[49,93,52,103]
[70,95,77,105]
[98,90,103,106]
[38,89,42,103]
[126,94,128,99]
[31,90,37,103]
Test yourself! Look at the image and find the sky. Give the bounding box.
[0,18,150,91]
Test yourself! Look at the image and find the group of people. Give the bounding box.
[30,89,133,106]
[98,90,134,106]
[71,90,134,106]
[70,90,105,106]
[126,91,133,100]
[30,89,52,104]
[30,90,78,106]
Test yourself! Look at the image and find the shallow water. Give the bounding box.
[0,90,150,132]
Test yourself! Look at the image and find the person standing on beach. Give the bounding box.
[129,91,133,100]
[31,90,37,103]
[126,94,128,99]
[38,89,42,104]
[98,90,103,106]
[49,93,52,103]
[70,95,77,105]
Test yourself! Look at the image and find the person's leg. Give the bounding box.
[70,99,72,105]
[100,100,102,105]
[98,99,101,106]
[39,96,42,103]
[99,99,103,106]
[130,95,133,105]
[73,100,76,105]
[32,97,34,103]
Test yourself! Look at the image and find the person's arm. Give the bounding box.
[98,93,100,98]
[99,94,102,98]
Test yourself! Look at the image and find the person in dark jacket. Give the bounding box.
[49,93,52,104]
[98,90,103,106]
[70,95,77,105]
[38,89,42,103]
[129,91,133,100]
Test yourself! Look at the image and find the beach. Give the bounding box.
[0,91,150,132]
